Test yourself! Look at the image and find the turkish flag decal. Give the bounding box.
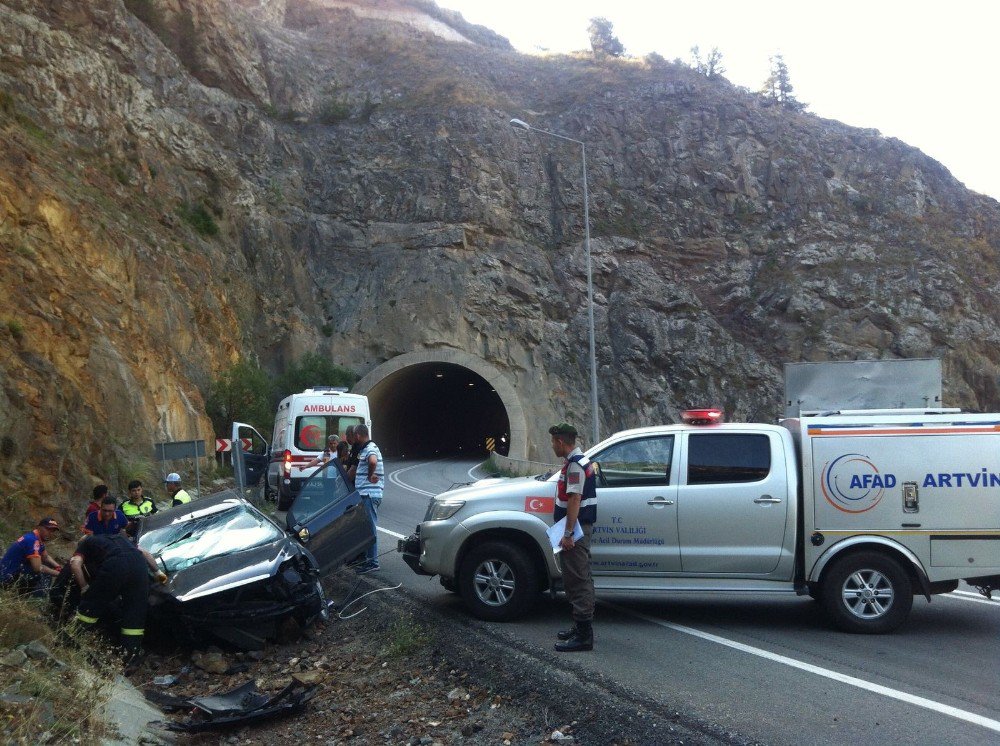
[524,496,554,514]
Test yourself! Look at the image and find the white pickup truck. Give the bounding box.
[399,404,1000,633]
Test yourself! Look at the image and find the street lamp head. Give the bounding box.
[509,118,531,131]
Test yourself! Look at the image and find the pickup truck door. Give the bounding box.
[589,434,681,573]
[677,431,790,574]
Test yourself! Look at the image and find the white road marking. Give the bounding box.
[468,461,488,481]
[387,461,437,496]
[605,602,1000,734]
[939,592,999,607]
[378,526,405,540]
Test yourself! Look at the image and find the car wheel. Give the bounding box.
[459,541,539,622]
[820,551,913,633]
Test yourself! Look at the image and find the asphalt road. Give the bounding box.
[371,458,1000,745]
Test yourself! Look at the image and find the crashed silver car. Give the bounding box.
[135,422,374,649]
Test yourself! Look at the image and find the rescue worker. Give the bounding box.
[84,484,108,519]
[82,496,129,536]
[69,533,165,661]
[164,472,192,506]
[550,423,598,652]
[0,517,62,595]
[120,479,157,521]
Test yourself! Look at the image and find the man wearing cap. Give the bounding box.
[164,473,192,506]
[550,423,598,652]
[0,518,63,595]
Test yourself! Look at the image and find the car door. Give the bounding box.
[677,431,789,574]
[232,422,269,493]
[589,434,681,573]
[285,459,375,574]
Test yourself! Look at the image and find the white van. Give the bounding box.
[269,387,371,509]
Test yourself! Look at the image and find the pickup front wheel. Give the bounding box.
[821,551,913,633]
[459,541,539,622]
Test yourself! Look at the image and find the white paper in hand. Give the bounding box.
[546,517,584,554]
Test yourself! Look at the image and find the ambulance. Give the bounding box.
[268,387,371,510]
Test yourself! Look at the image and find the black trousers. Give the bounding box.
[76,552,149,652]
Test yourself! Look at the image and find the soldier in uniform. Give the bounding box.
[549,423,598,652]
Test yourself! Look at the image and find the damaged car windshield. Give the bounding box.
[139,504,284,572]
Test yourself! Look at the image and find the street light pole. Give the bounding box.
[510,118,600,445]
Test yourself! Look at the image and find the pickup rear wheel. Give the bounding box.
[821,551,913,633]
[459,541,538,622]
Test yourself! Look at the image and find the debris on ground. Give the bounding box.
[145,679,318,733]
[124,571,732,744]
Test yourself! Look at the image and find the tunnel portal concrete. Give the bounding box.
[354,351,527,460]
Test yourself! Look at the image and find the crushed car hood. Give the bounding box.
[162,540,307,602]
[138,489,317,603]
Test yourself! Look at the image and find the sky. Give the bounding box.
[438,0,1000,202]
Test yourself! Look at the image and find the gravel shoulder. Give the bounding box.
[129,571,757,745]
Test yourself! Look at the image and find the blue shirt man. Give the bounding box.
[352,424,383,573]
[83,498,129,536]
[0,518,62,593]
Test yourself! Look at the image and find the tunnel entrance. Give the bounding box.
[365,363,508,457]
[355,351,527,460]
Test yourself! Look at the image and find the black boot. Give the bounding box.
[556,623,579,641]
[554,621,593,652]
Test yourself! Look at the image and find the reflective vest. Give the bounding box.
[121,499,155,518]
[171,489,192,506]
[555,452,597,525]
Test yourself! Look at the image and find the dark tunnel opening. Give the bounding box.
[366,362,511,458]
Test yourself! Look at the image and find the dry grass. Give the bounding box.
[0,585,120,742]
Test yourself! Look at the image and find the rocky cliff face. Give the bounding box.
[1,0,999,515]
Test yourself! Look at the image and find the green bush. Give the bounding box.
[381,614,431,659]
[316,97,350,125]
[205,361,274,436]
[0,90,14,116]
[6,319,24,341]
[205,354,358,438]
[276,352,356,398]
[16,114,48,142]
[178,202,219,237]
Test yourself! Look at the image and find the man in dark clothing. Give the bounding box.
[70,534,165,658]
[82,496,129,536]
[84,484,108,519]
[344,426,361,473]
